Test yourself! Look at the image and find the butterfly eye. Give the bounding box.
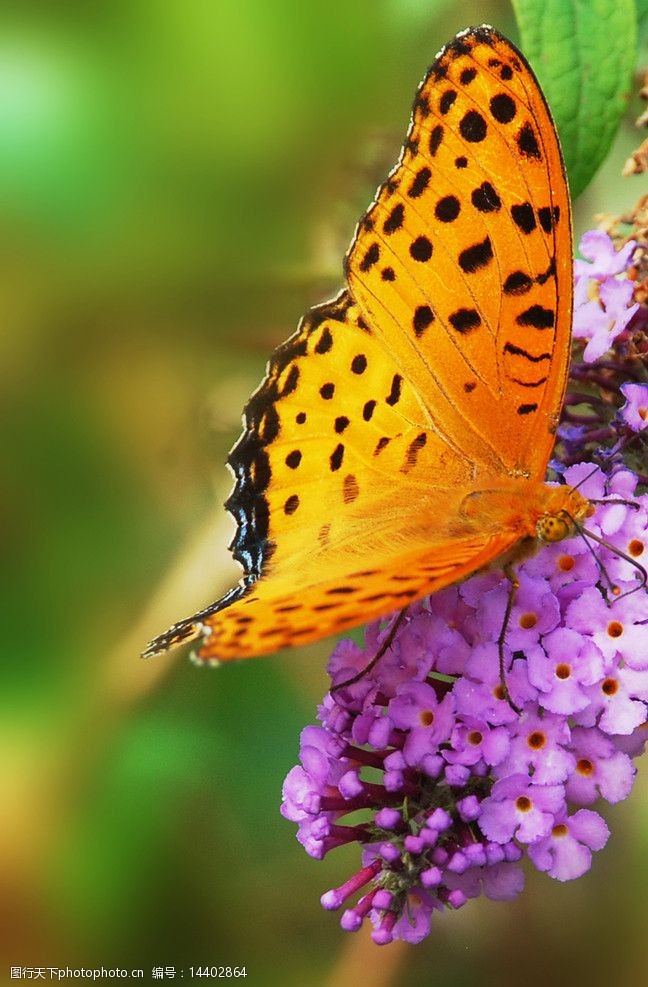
[537,513,571,543]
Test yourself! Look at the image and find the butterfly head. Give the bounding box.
[535,486,591,544]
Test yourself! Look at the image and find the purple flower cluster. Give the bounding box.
[282,466,648,943]
[573,230,639,363]
[281,232,648,944]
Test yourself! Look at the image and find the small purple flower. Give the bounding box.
[566,587,648,668]
[494,710,575,784]
[525,629,604,714]
[379,888,442,945]
[479,775,565,844]
[477,573,560,650]
[527,810,610,881]
[387,681,455,769]
[576,663,648,735]
[573,279,639,363]
[574,230,636,278]
[619,382,648,432]
[458,646,538,722]
[444,716,510,768]
[565,727,636,805]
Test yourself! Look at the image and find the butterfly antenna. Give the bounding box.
[331,608,409,693]
[571,463,604,494]
[497,565,521,715]
[588,497,640,510]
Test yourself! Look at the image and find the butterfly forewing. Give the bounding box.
[347,27,572,481]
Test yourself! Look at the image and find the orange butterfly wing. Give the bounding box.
[346,26,572,481]
[144,26,572,663]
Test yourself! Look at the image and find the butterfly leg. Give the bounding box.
[331,607,409,693]
[498,564,521,714]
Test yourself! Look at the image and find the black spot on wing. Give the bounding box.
[383,203,405,234]
[281,364,299,397]
[517,122,541,160]
[460,110,487,142]
[408,167,431,198]
[429,125,444,156]
[460,67,477,85]
[413,305,434,337]
[511,202,536,234]
[410,236,433,262]
[450,308,481,333]
[284,494,299,515]
[440,90,457,114]
[511,375,548,388]
[386,374,403,405]
[504,341,551,363]
[489,93,516,124]
[315,327,333,354]
[360,242,380,271]
[402,432,427,472]
[330,443,345,472]
[335,416,350,434]
[363,400,376,421]
[435,195,461,222]
[504,271,532,295]
[472,182,501,212]
[517,305,555,329]
[458,236,493,273]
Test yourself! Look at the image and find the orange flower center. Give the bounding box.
[468,730,483,746]
[527,731,546,749]
[552,823,568,837]
[555,663,571,680]
[558,555,575,572]
[519,612,537,629]
[493,684,506,701]
[629,539,644,557]
[607,621,623,638]
[602,677,619,696]
[576,758,594,776]
[516,796,532,812]
[419,710,434,727]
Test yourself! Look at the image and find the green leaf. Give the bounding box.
[512,0,637,197]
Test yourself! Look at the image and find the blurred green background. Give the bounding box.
[3,1,647,984]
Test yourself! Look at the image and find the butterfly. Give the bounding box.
[143,24,590,667]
